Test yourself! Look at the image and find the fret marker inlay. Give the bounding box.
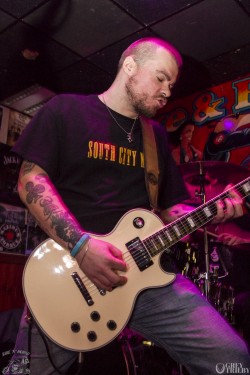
[164,231,172,242]
[204,207,212,217]
[243,182,250,193]
[173,225,181,237]
[187,217,195,228]
[158,235,164,246]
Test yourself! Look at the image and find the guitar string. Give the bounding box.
[130,184,247,268]
[80,182,249,297]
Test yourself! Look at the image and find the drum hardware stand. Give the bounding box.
[194,162,211,301]
[178,363,184,375]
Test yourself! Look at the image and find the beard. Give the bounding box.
[125,76,158,118]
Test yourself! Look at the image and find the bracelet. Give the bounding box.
[79,238,91,267]
[71,234,90,257]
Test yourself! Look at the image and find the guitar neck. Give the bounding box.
[143,177,250,257]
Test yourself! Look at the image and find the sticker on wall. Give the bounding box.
[0,223,22,251]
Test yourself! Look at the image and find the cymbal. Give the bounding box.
[178,161,250,202]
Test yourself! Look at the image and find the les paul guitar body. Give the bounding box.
[23,177,250,352]
[23,209,175,352]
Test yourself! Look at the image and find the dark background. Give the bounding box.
[0,0,250,115]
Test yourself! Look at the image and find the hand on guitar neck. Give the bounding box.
[211,184,244,223]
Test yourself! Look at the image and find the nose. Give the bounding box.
[161,86,171,98]
[161,92,167,100]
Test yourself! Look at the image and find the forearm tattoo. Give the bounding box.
[21,161,35,176]
[23,166,82,250]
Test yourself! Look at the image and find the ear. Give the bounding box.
[123,56,137,76]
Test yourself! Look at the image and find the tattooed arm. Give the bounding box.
[18,160,127,290]
[18,160,84,251]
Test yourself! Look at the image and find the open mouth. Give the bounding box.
[157,98,167,108]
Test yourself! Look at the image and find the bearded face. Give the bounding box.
[125,75,159,118]
[124,50,178,118]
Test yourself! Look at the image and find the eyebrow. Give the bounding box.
[156,69,176,85]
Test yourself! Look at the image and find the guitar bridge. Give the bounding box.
[126,237,153,271]
[71,272,94,306]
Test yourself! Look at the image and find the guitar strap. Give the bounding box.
[140,116,160,211]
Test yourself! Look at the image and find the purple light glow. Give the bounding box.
[223,119,235,131]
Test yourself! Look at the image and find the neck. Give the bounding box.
[99,88,138,119]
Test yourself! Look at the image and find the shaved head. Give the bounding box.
[118,37,182,72]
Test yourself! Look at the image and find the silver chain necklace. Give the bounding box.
[102,95,138,143]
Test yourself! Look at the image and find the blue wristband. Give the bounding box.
[71,234,90,257]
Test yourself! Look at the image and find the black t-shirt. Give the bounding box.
[13,94,188,234]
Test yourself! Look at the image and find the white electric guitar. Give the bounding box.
[23,177,250,352]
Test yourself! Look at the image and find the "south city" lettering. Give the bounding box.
[87,141,144,167]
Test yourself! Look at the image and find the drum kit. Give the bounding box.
[178,160,249,322]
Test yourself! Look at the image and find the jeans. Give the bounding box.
[10,275,250,374]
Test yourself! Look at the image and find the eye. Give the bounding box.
[157,76,164,82]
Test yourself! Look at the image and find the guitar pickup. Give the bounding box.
[71,272,94,306]
[126,237,153,271]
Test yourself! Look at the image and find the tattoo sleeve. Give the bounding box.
[21,161,83,250]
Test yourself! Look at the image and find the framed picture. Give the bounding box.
[0,143,22,206]
[0,202,47,255]
[0,106,31,146]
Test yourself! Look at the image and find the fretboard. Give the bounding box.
[143,177,250,257]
